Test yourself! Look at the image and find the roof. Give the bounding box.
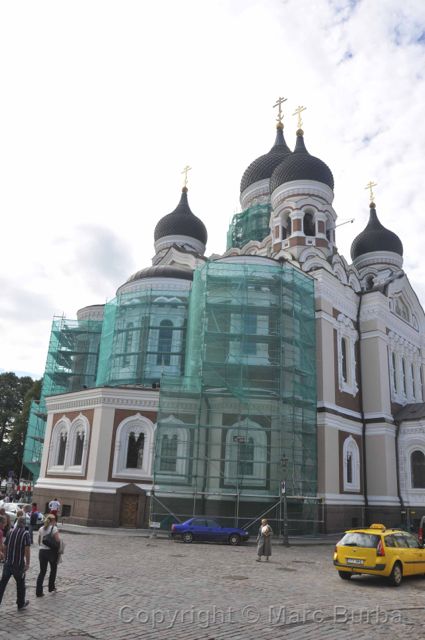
[350,203,403,260]
[154,188,208,244]
[395,403,425,423]
[270,129,334,192]
[124,265,194,284]
[240,126,291,194]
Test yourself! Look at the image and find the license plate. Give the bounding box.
[346,557,364,565]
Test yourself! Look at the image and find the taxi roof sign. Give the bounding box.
[369,523,386,531]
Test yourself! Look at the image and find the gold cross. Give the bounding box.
[293,105,307,130]
[365,180,377,203]
[181,165,192,188]
[273,96,287,125]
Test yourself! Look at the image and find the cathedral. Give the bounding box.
[24,102,425,533]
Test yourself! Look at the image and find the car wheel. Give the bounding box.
[338,571,352,580]
[182,532,193,543]
[389,562,402,587]
[228,534,241,546]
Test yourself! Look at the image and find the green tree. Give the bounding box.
[0,372,35,476]
[9,378,42,475]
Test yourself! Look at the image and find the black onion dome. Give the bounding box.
[125,265,194,284]
[240,125,291,193]
[154,188,207,244]
[270,130,334,192]
[350,203,403,260]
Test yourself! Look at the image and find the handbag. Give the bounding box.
[42,527,60,551]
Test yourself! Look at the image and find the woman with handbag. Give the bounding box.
[36,514,60,596]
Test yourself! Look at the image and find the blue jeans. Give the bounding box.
[0,563,26,608]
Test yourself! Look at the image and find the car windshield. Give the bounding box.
[338,532,380,548]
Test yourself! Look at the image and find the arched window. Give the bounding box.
[57,433,67,466]
[48,415,89,475]
[123,322,134,366]
[402,358,407,395]
[391,352,397,392]
[126,432,145,469]
[224,421,267,487]
[343,435,360,491]
[112,414,154,479]
[157,320,173,366]
[160,434,178,472]
[73,432,85,466]
[238,436,254,476]
[346,452,352,484]
[341,337,348,383]
[411,450,425,488]
[303,212,315,236]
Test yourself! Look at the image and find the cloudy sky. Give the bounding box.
[1,0,425,378]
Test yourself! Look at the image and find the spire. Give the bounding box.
[273,96,287,130]
[292,105,307,131]
[181,164,192,189]
[293,128,308,154]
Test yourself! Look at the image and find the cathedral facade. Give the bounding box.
[26,110,425,533]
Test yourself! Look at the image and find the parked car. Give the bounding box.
[5,503,44,530]
[171,517,250,546]
[334,523,425,586]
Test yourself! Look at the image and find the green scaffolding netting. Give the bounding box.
[152,260,319,533]
[226,203,271,250]
[23,317,102,478]
[96,286,191,387]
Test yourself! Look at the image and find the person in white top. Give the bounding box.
[48,498,61,521]
[35,515,60,597]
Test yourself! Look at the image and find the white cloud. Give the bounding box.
[1,0,425,375]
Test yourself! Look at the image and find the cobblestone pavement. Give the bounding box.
[1,532,425,639]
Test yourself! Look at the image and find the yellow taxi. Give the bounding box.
[333,523,425,586]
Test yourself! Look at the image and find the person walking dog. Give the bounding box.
[256,518,273,562]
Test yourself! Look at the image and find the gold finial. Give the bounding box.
[292,105,307,130]
[181,165,192,189]
[365,180,377,203]
[273,96,287,127]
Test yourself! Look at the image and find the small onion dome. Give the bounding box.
[350,202,403,261]
[240,124,291,194]
[125,265,194,284]
[154,187,207,245]
[270,129,334,192]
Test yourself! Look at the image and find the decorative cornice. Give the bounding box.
[46,388,160,413]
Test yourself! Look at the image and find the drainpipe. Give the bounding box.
[357,291,368,526]
[394,418,405,522]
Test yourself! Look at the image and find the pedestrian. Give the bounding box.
[13,510,24,528]
[0,509,11,537]
[0,516,31,610]
[36,514,60,596]
[48,497,61,521]
[29,503,40,545]
[0,515,6,562]
[256,518,273,562]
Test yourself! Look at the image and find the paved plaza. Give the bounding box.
[1,529,425,639]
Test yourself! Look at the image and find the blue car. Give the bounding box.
[171,517,250,546]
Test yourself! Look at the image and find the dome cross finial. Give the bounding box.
[293,105,307,131]
[181,165,192,189]
[365,180,377,204]
[273,96,287,128]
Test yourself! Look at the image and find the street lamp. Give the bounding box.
[280,454,289,547]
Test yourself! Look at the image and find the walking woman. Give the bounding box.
[256,518,273,562]
[36,514,60,596]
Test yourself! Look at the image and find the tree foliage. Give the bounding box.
[0,372,41,477]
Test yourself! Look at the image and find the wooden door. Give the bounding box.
[119,494,138,528]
